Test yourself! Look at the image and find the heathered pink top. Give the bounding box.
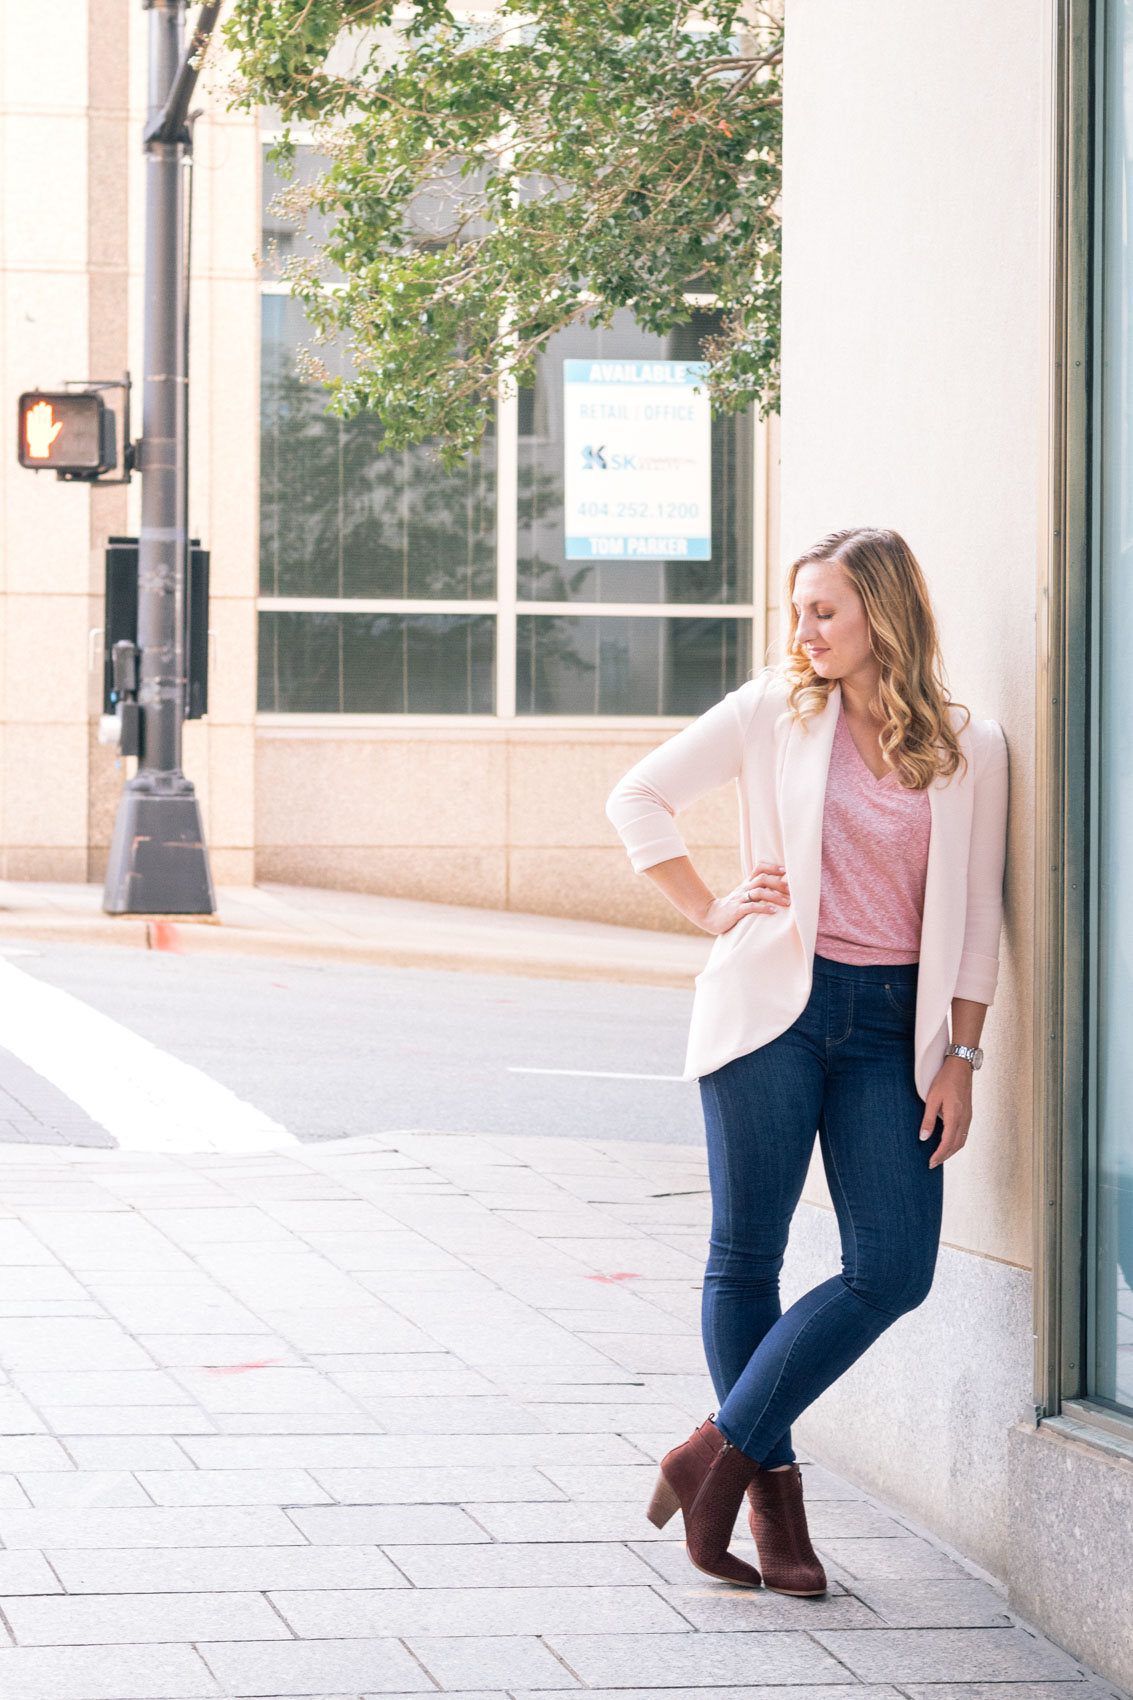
[814,707,932,966]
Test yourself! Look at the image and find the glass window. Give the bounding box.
[258,140,761,721]
[258,611,495,714]
[516,616,750,717]
[260,294,496,602]
[1090,0,1133,1418]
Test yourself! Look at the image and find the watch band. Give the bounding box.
[945,1043,982,1070]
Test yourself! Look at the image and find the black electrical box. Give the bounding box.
[104,537,209,720]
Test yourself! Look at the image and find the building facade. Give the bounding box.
[781,0,1132,1685]
[1,0,1131,1688]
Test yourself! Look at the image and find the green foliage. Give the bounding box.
[226,0,782,461]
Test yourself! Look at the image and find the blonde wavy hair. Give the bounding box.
[781,527,969,790]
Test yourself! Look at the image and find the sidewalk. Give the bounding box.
[0,1126,1120,1700]
[0,883,710,988]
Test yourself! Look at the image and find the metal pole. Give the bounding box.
[103,0,215,915]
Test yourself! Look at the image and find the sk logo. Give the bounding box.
[581,444,607,470]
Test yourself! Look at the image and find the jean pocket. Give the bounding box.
[883,982,917,1020]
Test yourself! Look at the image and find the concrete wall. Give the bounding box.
[779,0,1045,1574]
[255,725,743,931]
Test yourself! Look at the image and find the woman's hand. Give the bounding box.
[700,862,791,937]
[920,1056,973,1168]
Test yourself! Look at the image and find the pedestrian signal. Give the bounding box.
[17,390,117,477]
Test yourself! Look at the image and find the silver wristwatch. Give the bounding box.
[945,1043,984,1071]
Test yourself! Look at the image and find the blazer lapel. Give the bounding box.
[916,760,975,1053]
[778,684,842,959]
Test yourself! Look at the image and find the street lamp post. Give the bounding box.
[103,0,220,915]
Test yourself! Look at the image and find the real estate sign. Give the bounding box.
[562,358,712,562]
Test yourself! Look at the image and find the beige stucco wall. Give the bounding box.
[781,0,1043,1273]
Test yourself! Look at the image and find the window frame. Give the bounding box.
[1037,0,1133,1459]
[256,135,769,726]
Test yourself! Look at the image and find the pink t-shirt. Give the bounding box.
[814,708,932,966]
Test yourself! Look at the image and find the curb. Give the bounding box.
[0,912,704,989]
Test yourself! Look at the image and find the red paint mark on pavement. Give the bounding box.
[586,1272,642,1283]
[200,1358,282,1376]
[148,921,182,953]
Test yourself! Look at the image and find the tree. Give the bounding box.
[225,0,782,461]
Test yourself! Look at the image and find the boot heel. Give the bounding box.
[647,1471,680,1528]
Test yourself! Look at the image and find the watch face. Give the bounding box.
[971,1047,984,1070]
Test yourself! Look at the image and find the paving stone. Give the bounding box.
[12,1370,193,1406]
[810,1628,1088,1682]
[0,1223,58,1265]
[19,1470,153,1508]
[288,1503,491,1545]
[465,1500,672,1542]
[901,1685,1120,1700]
[201,1637,432,1695]
[271,1582,690,1639]
[64,1435,191,1470]
[545,1629,854,1686]
[0,1643,219,1698]
[136,1468,331,1506]
[652,1580,883,1630]
[0,1505,307,1548]
[0,1267,89,1300]
[19,1213,197,1272]
[259,1308,439,1355]
[0,1388,47,1435]
[577,1333,713,1374]
[38,1405,219,1435]
[0,1551,62,1594]
[145,1207,299,1244]
[848,1580,1013,1627]
[2,1589,290,1645]
[310,1465,566,1503]
[538,1463,663,1500]
[519,1401,693,1434]
[0,1435,73,1470]
[805,1501,912,1539]
[384,1539,660,1588]
[182,1430,638,1469]
[137,1334,297,1368]
[297,1230,465,1272]
[509,1689,901,1700]
[328,1368,499,1398]
[213,1412,385,1435]
[0,1318,153,1371]
[170,1367,361,1416]
[354,1395,545,1433]
[406,1633,581,1689]
[814,1537,973,1581]
[49,1543,408,1594]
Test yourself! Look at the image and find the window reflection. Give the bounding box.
[517,616,750,716]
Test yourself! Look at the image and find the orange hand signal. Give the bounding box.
[25,399,64,460]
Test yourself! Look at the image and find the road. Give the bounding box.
[0,943,705,1149]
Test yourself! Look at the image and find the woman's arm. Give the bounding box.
[919,724,1008,1168]
[920,995,987,1170]
[606,678,766,874]
[645,855,791,937]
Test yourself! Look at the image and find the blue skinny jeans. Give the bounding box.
[699,953,943,1466]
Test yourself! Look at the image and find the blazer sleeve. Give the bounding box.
[953,722,1009,1004]
[605,678,763,874]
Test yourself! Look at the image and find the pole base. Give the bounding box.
[103,778,216,916]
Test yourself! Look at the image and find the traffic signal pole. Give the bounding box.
[103,0,220,915]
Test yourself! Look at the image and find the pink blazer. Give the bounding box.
[606,669,1009,1096]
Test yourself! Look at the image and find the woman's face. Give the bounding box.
[791,561,876,684]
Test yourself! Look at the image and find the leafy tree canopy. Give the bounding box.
[225,0,782,462]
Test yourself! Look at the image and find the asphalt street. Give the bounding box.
[0,943,705,1149]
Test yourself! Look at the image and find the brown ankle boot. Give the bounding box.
[647,1417,762,1587]
[746,1464,827,1595]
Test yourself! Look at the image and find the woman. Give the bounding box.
[606,527,1008,1596]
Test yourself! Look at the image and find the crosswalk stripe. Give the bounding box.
[0,959,293,1154]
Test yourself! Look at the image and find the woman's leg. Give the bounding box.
[714,964,942,1461]
[699,1007,826,1470]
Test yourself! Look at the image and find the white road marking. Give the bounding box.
[508,1066,685,1082]
[0,958,292,1154]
